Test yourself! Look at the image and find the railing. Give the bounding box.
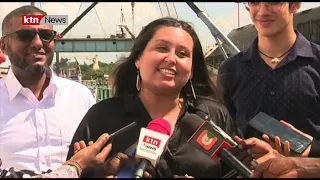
[96,86,115,102]
[86,85,114,102]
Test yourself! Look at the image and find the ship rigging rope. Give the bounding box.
[197,2,210,49]
[76,3,83,19]
[201,2,210,16]
[94,7,108,38]
[67,2,83,38]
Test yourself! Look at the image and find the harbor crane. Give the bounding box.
[158,2,178,19]
[186,2,240,60]
[62,55,99,71]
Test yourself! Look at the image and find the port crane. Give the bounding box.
[186,2,240,60]
[61,55,100,71]
[158,2,179,19]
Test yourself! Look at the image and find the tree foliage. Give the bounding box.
[53,59,114,80]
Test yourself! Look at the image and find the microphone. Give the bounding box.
[180,114,252,178]
[116,118,172,178]
[134,118,172,178]
[106,121,139,145]
[68,121,139,161]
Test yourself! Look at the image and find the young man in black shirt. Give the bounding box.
[218,2,320,157]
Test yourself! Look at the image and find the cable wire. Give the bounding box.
[94,7,108,38]
[67,2,83,38]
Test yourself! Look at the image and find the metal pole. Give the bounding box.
[214,36,228,60]
[165,2,171,17]
[131,2,135,35]
[158,3,164,17]
[59,2,99,38]
[186,2,240,57]
[173,2,178,19]
[55,52,60,76]
[118,25,135,41]
[74,57,82,84]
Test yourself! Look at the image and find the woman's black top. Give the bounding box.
[66,94,242,178]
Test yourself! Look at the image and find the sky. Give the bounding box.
[1,2,320,67]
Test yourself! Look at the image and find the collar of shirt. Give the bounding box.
[239,30,316,62]
[4,67,62,102]
[122,93,151,127]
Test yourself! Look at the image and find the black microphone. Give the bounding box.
[69,121,140,178]
[106,121,139,145]
[180,114,252,178]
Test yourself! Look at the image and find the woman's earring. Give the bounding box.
[136,70,141,91]
[190,80,196,100]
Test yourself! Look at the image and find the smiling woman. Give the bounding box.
[67,17,242,178]
[134,26,193,95]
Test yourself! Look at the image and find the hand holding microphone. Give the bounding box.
[65,133,113,177]
[233,136,283,165]
[115,118,172,178]
[104,152,155,178]
[134,118,172,178]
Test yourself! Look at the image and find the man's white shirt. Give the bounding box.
[0,68,96,172]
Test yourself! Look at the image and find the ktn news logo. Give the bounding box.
[141,135,161,153]
[22,15,68,25]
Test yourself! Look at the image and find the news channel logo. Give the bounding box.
[22,15,68,25]
[196,129,218,150]
[140,135,161,153]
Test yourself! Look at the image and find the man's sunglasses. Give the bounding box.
[2,29,57,43]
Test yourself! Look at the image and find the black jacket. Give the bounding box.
[66,94,242,178]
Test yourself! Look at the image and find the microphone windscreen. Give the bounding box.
[147,118,172,136]
[180,114,205,138]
